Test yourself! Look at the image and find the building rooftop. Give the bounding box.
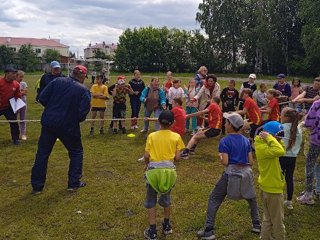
[0,37,69,48]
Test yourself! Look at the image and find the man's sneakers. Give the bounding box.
[162,222,173,235]
[197,228,215,240]
[251,221,261,233]
[67,181,87,192]
[297,192,315,205]
[13,139,19,145]
[180,152,189,160]
[144,228,157,240]
[31,189,42,195]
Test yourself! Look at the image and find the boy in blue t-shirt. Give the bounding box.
[197,112,260,240]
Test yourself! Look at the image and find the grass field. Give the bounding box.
[0,73,319,240]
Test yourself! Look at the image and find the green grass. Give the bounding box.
[0,74,319,240]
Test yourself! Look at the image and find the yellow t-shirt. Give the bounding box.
[90,84,109,108]
[145,130,185,162]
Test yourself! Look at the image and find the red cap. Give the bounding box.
[73,65,88,76]
[117,75,126,80]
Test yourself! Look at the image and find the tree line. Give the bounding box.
[115,0,319,76]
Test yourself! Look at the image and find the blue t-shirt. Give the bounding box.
[219,134,251,165]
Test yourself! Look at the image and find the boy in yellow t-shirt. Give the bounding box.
[143,110,185,240]
[89,75,109,135]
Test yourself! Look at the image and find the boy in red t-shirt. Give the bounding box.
[181,97,222,159]
[237,88,262,139]
[260,89,280,121]
[170,98,186,137]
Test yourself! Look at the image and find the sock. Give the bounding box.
[164,218,170,225]
[150,224,156,233]
[191,144,197,150]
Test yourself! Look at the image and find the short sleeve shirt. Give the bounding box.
[243,97,262,125]
[207,102,222,129]
[268,97,280,121]
[171,106,186,137]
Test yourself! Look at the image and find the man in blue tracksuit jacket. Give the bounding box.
[31,65,91,194]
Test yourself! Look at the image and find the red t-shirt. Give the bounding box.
[171,106,186,136]
[268,97,280,121]
[0,77,21,110]
[207,102,222,129]
[243,97,262,125]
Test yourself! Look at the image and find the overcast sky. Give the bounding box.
[0,0,202,56]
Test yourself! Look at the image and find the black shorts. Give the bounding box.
[204,128,221,138]
[113,103,126,119]
[91,107,106,112]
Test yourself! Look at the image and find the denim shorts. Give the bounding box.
[144,184,171,209]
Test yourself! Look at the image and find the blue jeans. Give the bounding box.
[143,107,162,131]
[186,106,197,131]
[31,126,84,191]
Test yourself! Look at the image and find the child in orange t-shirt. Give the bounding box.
[181,97,222,159]
[260,89,280,121]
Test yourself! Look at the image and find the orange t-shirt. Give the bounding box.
[207,102,222,129]
[243,97,262,125]
[268,97,280,121]
[171,106,186,137]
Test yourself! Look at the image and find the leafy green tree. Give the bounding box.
[0,45,16,70]
[299,0,320,75]
[17,44,40,71]
[42,49,60,63]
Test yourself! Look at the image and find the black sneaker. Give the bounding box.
[162,222,173,235]
[13,139,19,145]
[251,222,261,233]
[89,129,94,136]
[197,228,215,239]
[180,152,189,160]
[99,128,104,135]
[144,228,157,240]
[113,128,118,134]
[121,128,126,134]
[67,181,86,192]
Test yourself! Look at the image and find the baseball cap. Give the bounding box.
[4,66,18,73]
[158,110,174,126]
[73,65,88,77]
[277,73,286,79]
[249,73,256,79]
[50,61,61,68]
[223,112,244,129]
[263,121,284,138]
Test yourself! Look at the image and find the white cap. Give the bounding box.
[249,73,256,79]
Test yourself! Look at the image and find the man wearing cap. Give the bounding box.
[31,65,91,194]
[0,67,21,144]
[239,74,257,110]
[273,74,291,104]
[36,60,64,101]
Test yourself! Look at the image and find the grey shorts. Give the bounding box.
[144,184,171,209]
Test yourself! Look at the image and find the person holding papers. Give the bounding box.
[0,66,21,145]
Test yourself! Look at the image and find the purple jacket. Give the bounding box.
[305,99,320,146]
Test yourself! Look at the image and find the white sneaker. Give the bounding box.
[134,125,139,129]
[130,126,135,130]
[284,200,293,209]
[140,129,148,133]
[21,135,27,140]
[137,156,145,162]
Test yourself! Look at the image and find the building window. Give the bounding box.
[9,47,16,52]
[36,48,41,54]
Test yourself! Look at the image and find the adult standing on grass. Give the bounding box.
[0,66,21,145]
[194,66,208,88]
[140,77,166,132]
[129,70,145,129]
[31,65,91,194]
[36,60,64,101]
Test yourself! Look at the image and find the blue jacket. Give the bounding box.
[39,77,91,135]
[36,72,64,101]
[140,87,166,106]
